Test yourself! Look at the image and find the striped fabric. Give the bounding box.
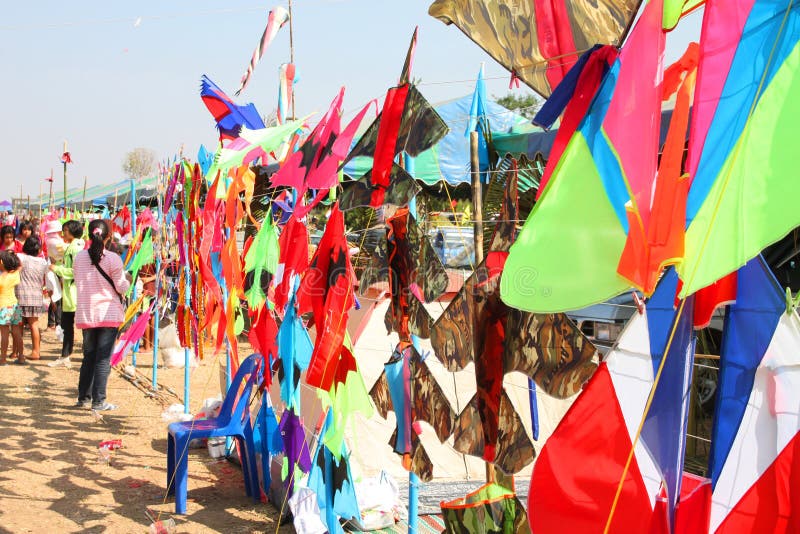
[73,250,130,329]
[16,254,48,308]
[234,6,290,96]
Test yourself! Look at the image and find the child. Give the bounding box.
[49,220,84,368]
[17,237,48,360]
[0,225,20,253]
[16,221,35,252]
[0,251,23,364]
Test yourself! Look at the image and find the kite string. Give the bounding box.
[602,3,794,531]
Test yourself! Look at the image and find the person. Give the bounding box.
[73,219,130,411]
[16,221,35,252]
[49,220,84,368]
[17,237,48,360]
[43,220,66,330]
[0,251,23,364]
[0,225,20,253]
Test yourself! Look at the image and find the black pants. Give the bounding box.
[77,327,117,407]
[47,300,61,328]
[61,311,75,358]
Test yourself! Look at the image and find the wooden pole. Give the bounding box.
[288,0,296,119]
[38,182,43,218]
[470,131,483,265]
[48,168,54,213]
[62,140,68,215]
[81,176,87,214]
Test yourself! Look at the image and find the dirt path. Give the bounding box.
[0,328,292,533]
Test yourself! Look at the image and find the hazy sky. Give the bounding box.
[0,1,701,200]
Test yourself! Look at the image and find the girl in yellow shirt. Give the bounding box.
[0,251,23,364]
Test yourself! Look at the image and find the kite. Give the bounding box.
[277,63,296,124]
[677,1,800,298]
[441,483,530,534]
[204,118,305,182]
[707,257,800,533]
[358,207,449,339]
[270,89,374,218]
[296,204,357,391]
[428,0,640,97]
[200,75,266,141]
[277,291,312,410]
[431,163,597,474]
[272,215,309,314]
[235,6,290,96]
[111,303,154,367]
[341,28,449,209]
[279,408,312,497]
[307,412,360,534]
[528,269,696,532]
[500,0,676,313]
[243,216,279,311]
[126,227,154,296]
[369,342,455,482]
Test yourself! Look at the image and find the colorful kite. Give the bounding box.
[205,118,305,182]
[677,1,800,298]
[341,29,449,209]
[528,270,696,532]
[708,257,800,533]
[235,6,290,96]
[369,342,455,481]
[358,207,449,339]
[307,412,360,534]
[431,164,597,474]
[500,0,671,313]
[243,216,279,311]
[296,204,357,391]
[200,75,266,141]
[270,89,374,218]
[428,0,640,97]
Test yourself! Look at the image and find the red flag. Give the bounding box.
[61,152,73,164]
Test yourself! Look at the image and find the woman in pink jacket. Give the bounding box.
[72,220,130,411]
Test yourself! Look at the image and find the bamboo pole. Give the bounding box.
[48,169,54,213]
[288,0,296,119]
[81,176,87,214]
[62,141,68,215]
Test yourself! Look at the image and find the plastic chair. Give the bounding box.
[167,353,264,514]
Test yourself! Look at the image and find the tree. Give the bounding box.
[122,148,158,181]
[494,92,542,120]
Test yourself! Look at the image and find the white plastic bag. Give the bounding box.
[46,271,62,303]
[159,323,196,368]
[289,486,328,534]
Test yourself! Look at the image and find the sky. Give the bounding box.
[0,1,701,201]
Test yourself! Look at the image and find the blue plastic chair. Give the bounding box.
[167,353,264,514]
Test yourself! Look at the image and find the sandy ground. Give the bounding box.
[0,327,292,534]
